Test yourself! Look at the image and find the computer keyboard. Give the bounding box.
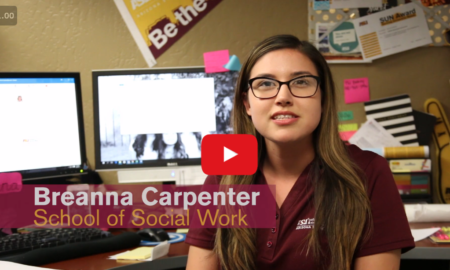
[0,228,111,257]
[0,231,141,266]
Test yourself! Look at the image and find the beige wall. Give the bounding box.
[1,0,449,187]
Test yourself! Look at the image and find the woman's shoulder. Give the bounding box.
[346,144,394,193]
[346,144,388,171]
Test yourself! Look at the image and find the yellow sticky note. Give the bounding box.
[176,228,189,234]
[338,123,358,132]
[116,247,154,260]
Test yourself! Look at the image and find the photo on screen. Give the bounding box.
[97,71,239,163]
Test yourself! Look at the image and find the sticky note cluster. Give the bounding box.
[338,123,358,142]
[203,50,241,73]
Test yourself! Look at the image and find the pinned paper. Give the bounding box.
[411,228,441,242]
[338,111,354,121]
[352,3,432,61]
[349,118,402,148]
[223,55,241,71]
[338,123,358,132]
[344,78,370,104]
[0,172,22,194]
[339,130,357,141]
[203,50,230,73]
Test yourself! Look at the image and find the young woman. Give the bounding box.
[185,35,414,270]
[132,133,189,159]
[151,133,189,159]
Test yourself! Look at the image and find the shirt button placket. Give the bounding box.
[266,211,279,257]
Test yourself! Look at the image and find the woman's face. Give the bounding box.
[243,49,322,145]
[162,133,178,145]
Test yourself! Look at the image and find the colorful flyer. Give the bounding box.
[352,2,432,61]
[114,0,223,67]
[316,22,368,63]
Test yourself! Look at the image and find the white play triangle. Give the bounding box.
[224,147,238,162]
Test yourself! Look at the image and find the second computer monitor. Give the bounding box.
[0,72,87,180]
[92,67,239,171]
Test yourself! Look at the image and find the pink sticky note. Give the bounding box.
[344,78,370,104]
[339,130,357,141]
[0,172,23,194]
[203,50,230,73]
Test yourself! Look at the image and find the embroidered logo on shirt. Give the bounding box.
[296,218,315,230]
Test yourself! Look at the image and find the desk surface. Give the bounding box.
[42,238,189,270]
[402,222,450,260]
[41,223,450,270]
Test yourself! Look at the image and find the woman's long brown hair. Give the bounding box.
[213,35,372,270]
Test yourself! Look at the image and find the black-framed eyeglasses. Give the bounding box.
[248,75,321,99]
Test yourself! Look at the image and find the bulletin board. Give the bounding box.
[308,0,450,63]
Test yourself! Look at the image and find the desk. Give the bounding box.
[41,224,450,270]
[400,222,450,270]
[43,238,189,270]
[42,237,190,270]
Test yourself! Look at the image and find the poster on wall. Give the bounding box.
[114,0,223,67]
[352,2,432,61]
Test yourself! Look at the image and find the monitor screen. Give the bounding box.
[93,67,239,170]
[0,73,87,180]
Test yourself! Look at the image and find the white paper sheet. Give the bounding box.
[349,119,402,148]
[330,0,382,9]
[411,228,440,242]
[352,2,432,61]
[0,262,59,270]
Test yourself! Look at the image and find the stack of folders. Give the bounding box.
[363,146,431,196]
[362,94,436,198]
[390,159,431,195]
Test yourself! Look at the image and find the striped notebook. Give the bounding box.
[364,94,419,146]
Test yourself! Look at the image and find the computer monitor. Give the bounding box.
[0,72,87,180]
[92,67,239,185]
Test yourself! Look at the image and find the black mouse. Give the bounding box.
[136,228,170,242]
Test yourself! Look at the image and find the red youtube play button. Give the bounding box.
[201,134,258,175]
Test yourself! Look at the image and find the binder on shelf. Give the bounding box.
[394,174,430,196]
[364,94,419,146]
[363,146,429,159]
[412,110,437,146]
[389,159,431,173]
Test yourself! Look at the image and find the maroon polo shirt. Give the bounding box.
[186,145,415,269]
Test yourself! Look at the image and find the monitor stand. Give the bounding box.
[21,170,103,185]
[117,165,206,185]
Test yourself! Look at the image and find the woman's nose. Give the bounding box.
[275,84,293,106]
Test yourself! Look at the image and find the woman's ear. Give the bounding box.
[242,92,252,116]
